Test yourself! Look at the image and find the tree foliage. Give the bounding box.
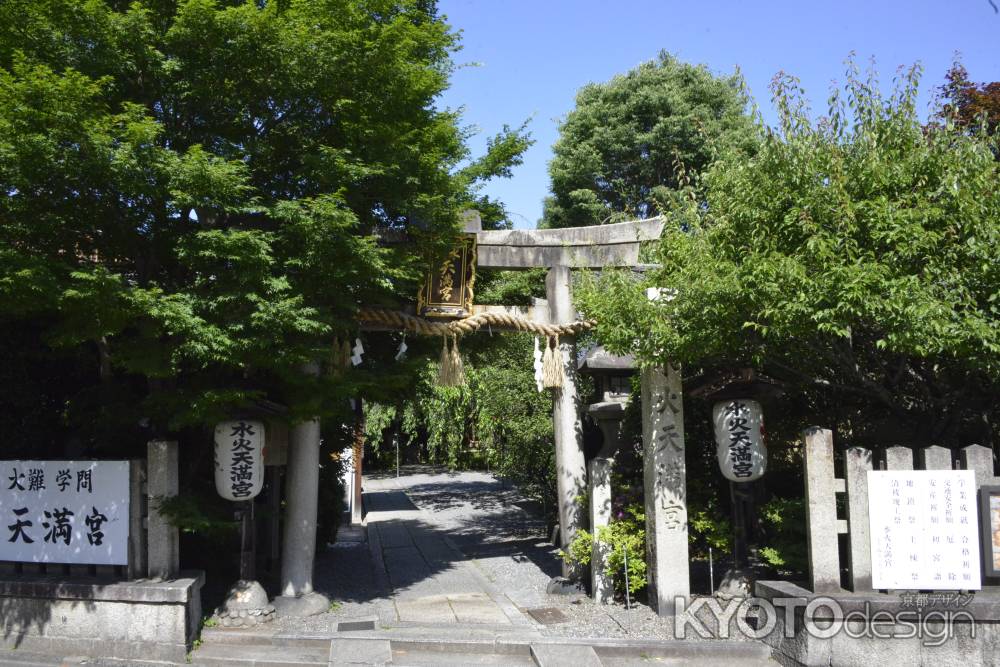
[364,269,556,509]
[0,0,528,451]
[578,60,1000,447]
[540,51,754,228]
[939,61,1000,137]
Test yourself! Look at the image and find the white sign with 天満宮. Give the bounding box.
[1,460,130,565]
[869,469,981,590]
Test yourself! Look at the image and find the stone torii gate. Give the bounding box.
[471,216,663,577]
[277,214,690,617]
[470,215,691,615]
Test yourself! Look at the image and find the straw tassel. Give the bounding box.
[435,335,467,387]
[449,335,465,386]
[542,335,563,389]
[437,335,452,386]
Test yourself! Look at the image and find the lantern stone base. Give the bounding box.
[0,570,204,663]
[716,567,754,600]
[213,579,276,627]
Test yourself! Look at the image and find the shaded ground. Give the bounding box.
[265,464,750,642]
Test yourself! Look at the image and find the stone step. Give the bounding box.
[196,627,776,666]
[393,648,534,666]
[0,650,90,666]
[190,642,330,667]
[530,643,602,667]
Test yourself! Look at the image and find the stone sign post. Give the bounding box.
[641,364,689,615]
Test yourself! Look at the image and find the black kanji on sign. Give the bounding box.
[7,468,25,491]
[7,507,33,543]
[229,421,256,498]
[77,469,93,493]
[230,461,254,497]
[84,506,108,546]
[230,422,256,438]
[27,468,45,491]
[56,469,71,492]
[42,507,74,545]
[725,401,755,478]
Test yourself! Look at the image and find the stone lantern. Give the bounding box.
[578,345,637,603]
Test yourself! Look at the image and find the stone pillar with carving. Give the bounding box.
[641,364,689,615]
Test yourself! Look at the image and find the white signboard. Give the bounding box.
[0,460,130,565]
[869,470,981,590]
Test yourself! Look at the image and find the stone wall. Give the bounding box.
[0,572,204,663]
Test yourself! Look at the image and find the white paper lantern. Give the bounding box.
[712,399,767,482]
[214,420,265,501]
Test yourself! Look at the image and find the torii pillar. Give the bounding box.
[546,265,587,577]
[474,218,664,580]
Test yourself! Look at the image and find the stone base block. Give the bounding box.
[0,571,204,663]
[272,591,330,617]
[756,580,1000,666]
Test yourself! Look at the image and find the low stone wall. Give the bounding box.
[0,571,204,663]
[756,580,1000,666]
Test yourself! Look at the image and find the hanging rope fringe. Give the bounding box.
[437,336,451,386]
[541,335,563,389]
[449,335,465,386]
[357,308,594,338]
[436,335,466,387]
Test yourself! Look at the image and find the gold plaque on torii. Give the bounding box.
[418,234,476,319]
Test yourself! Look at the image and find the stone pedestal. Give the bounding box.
[641,365,689,615]
[588,456,614,603]
[0,572,204,663]
[213,579,276,627]
[587,400,627,604]
[546,266,587,579]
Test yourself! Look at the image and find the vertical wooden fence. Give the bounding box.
[803,427,998,593]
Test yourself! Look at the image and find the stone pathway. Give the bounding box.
[363,468,544,628]
[192,466,776,665]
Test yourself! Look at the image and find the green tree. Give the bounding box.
[0,0,528,451]
[540,51,754,229]
[578,60,1000,448]
[364,269,557,510]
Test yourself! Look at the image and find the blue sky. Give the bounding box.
[437,0,1000,229]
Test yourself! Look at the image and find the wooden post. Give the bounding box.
[844,447,873,592]
[147,440,179,580]
[803,427,840,593]
[352,397,364,525]
[127,459,148,580]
